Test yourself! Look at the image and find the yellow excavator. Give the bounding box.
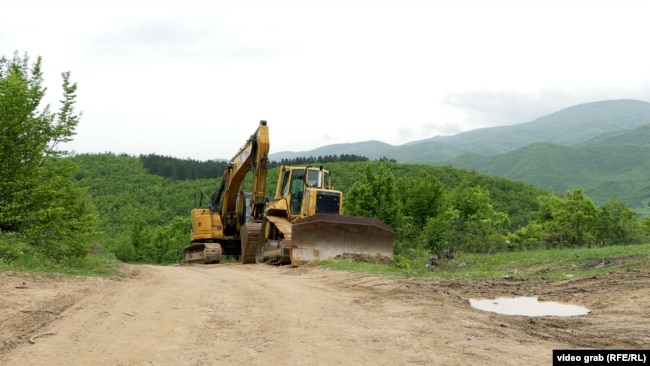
[241,165,395,266]
[183,120,270,264]
[185,120,395,266]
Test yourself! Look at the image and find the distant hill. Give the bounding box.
[269,99,650,212]
[422,98,650,149]
[449,124,650,211]
[269,140,393,161]
[453,138,647,186]
[270,99,650,163]
[577,122,650,147]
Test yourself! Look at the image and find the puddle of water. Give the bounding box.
[469,296,590,317]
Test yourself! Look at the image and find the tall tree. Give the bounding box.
[399,173,447,228]
[594,195,641,245]
[0,51,96,262]
[344,163,402,228]
[422,181,510,256]
[537,188,598,247]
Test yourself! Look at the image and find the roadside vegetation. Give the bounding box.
[320,243,650,280]
[2,51,650,279]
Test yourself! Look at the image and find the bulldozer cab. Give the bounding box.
[280,168,304,215]
[278,166,337,217]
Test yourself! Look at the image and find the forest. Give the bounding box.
[2,52,650,269]
[4,149,650,268]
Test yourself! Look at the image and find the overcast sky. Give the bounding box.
[2,0,650,160]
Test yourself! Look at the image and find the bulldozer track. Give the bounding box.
[258,216,292,265]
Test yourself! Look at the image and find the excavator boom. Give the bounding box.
[183,121,269,264]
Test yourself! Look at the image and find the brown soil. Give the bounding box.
[1,263,648,365]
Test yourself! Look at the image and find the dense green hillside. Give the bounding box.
[6,152,643,268]
[450,142,650,212]
[578,123,650,147]
[322,161,545,228]
[73,154,547,234]
[67,154,551,260]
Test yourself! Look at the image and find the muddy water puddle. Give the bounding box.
[469,296,590,317]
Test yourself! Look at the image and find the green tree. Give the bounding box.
[344,163,402,228]
[594,195,642,245]
[399,173,447,228]
[536,188,598,247]
[0,51,96,262]
[422,182,510,257]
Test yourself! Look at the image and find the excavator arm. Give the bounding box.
[220,121,269,218]
[184,120,270,264]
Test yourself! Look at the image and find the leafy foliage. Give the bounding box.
[139,154,228,180]
[71,153,207,264]
[419,182,510,259]
[0,52,96,264]
[345,164,402,228]
[508,188,643,251]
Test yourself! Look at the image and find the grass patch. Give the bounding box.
[0,232,124,277]
[318,243,650,280]
[0,253,124,277]
[0,241,123,278]
[319,258,427,277]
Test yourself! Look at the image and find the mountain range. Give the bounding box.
[269,99,650,213]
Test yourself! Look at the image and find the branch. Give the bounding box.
[28,331,57,344]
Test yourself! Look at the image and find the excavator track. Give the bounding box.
[183,243,223,264]
[240,222,262,264]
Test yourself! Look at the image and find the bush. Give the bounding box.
[0,232,32,264]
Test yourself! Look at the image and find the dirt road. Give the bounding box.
[1,263,648,365]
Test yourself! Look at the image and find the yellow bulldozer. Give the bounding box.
[242,164,395,266]
[184,120,395,266]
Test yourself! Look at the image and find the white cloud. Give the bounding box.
[1,0,649,160]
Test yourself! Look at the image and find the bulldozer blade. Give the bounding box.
[289,213,395,266]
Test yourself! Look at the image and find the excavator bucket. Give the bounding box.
[240,221,263,264]
[289,213,395,266]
